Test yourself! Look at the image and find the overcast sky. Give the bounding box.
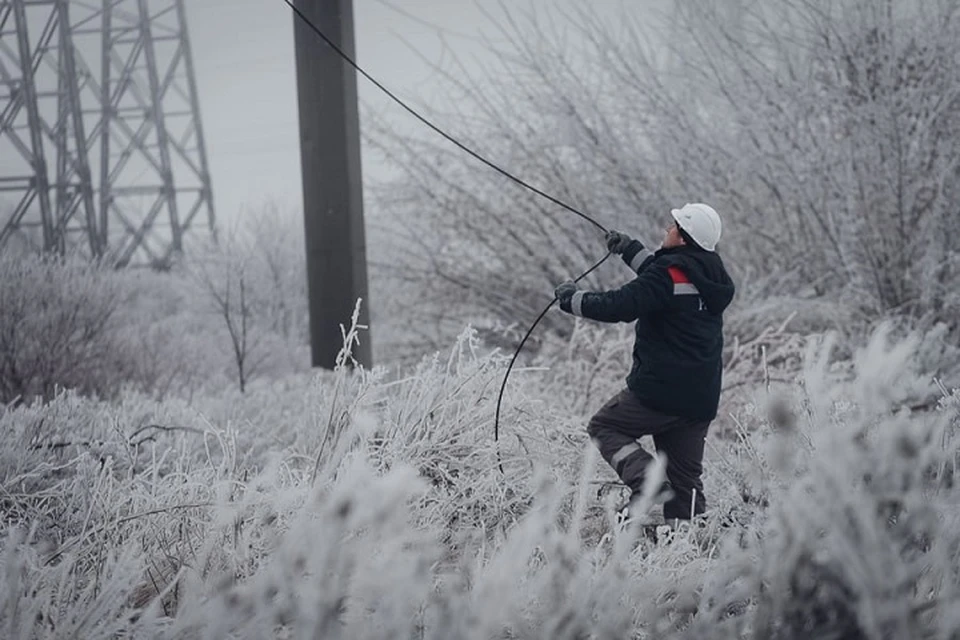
[187,0,632,222]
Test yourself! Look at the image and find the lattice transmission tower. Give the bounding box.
[0,0,214,267]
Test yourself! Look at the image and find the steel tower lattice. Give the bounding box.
[0,0,214,267]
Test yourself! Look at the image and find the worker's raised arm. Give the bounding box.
[555,264,672,323]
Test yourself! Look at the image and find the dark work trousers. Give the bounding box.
[588,388,710,520]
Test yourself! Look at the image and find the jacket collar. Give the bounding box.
[655,244,707,257]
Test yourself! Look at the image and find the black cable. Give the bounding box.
[283,1,615,473]
[493,251,611,473]
[281,0,607,233]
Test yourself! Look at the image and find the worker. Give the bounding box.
[554,203,735,524]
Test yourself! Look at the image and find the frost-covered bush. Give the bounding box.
[0,254,128,404]
[0,234,311,405]
[110,268,238,400]
[662,327,958,639]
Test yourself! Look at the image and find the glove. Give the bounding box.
[554,280,578,304]
[604,230,633,254]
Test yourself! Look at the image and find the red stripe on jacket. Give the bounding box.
[667,266,690,284]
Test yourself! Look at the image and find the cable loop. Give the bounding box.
[493,252,611,473]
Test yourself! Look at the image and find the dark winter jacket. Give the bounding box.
[560,241,735,421]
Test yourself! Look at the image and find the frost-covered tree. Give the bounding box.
[239,202,309,344]
[186,204,309,392]
[366,0,960,359]
[653,0,960,316]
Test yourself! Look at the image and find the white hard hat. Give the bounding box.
[671,203,722,251]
